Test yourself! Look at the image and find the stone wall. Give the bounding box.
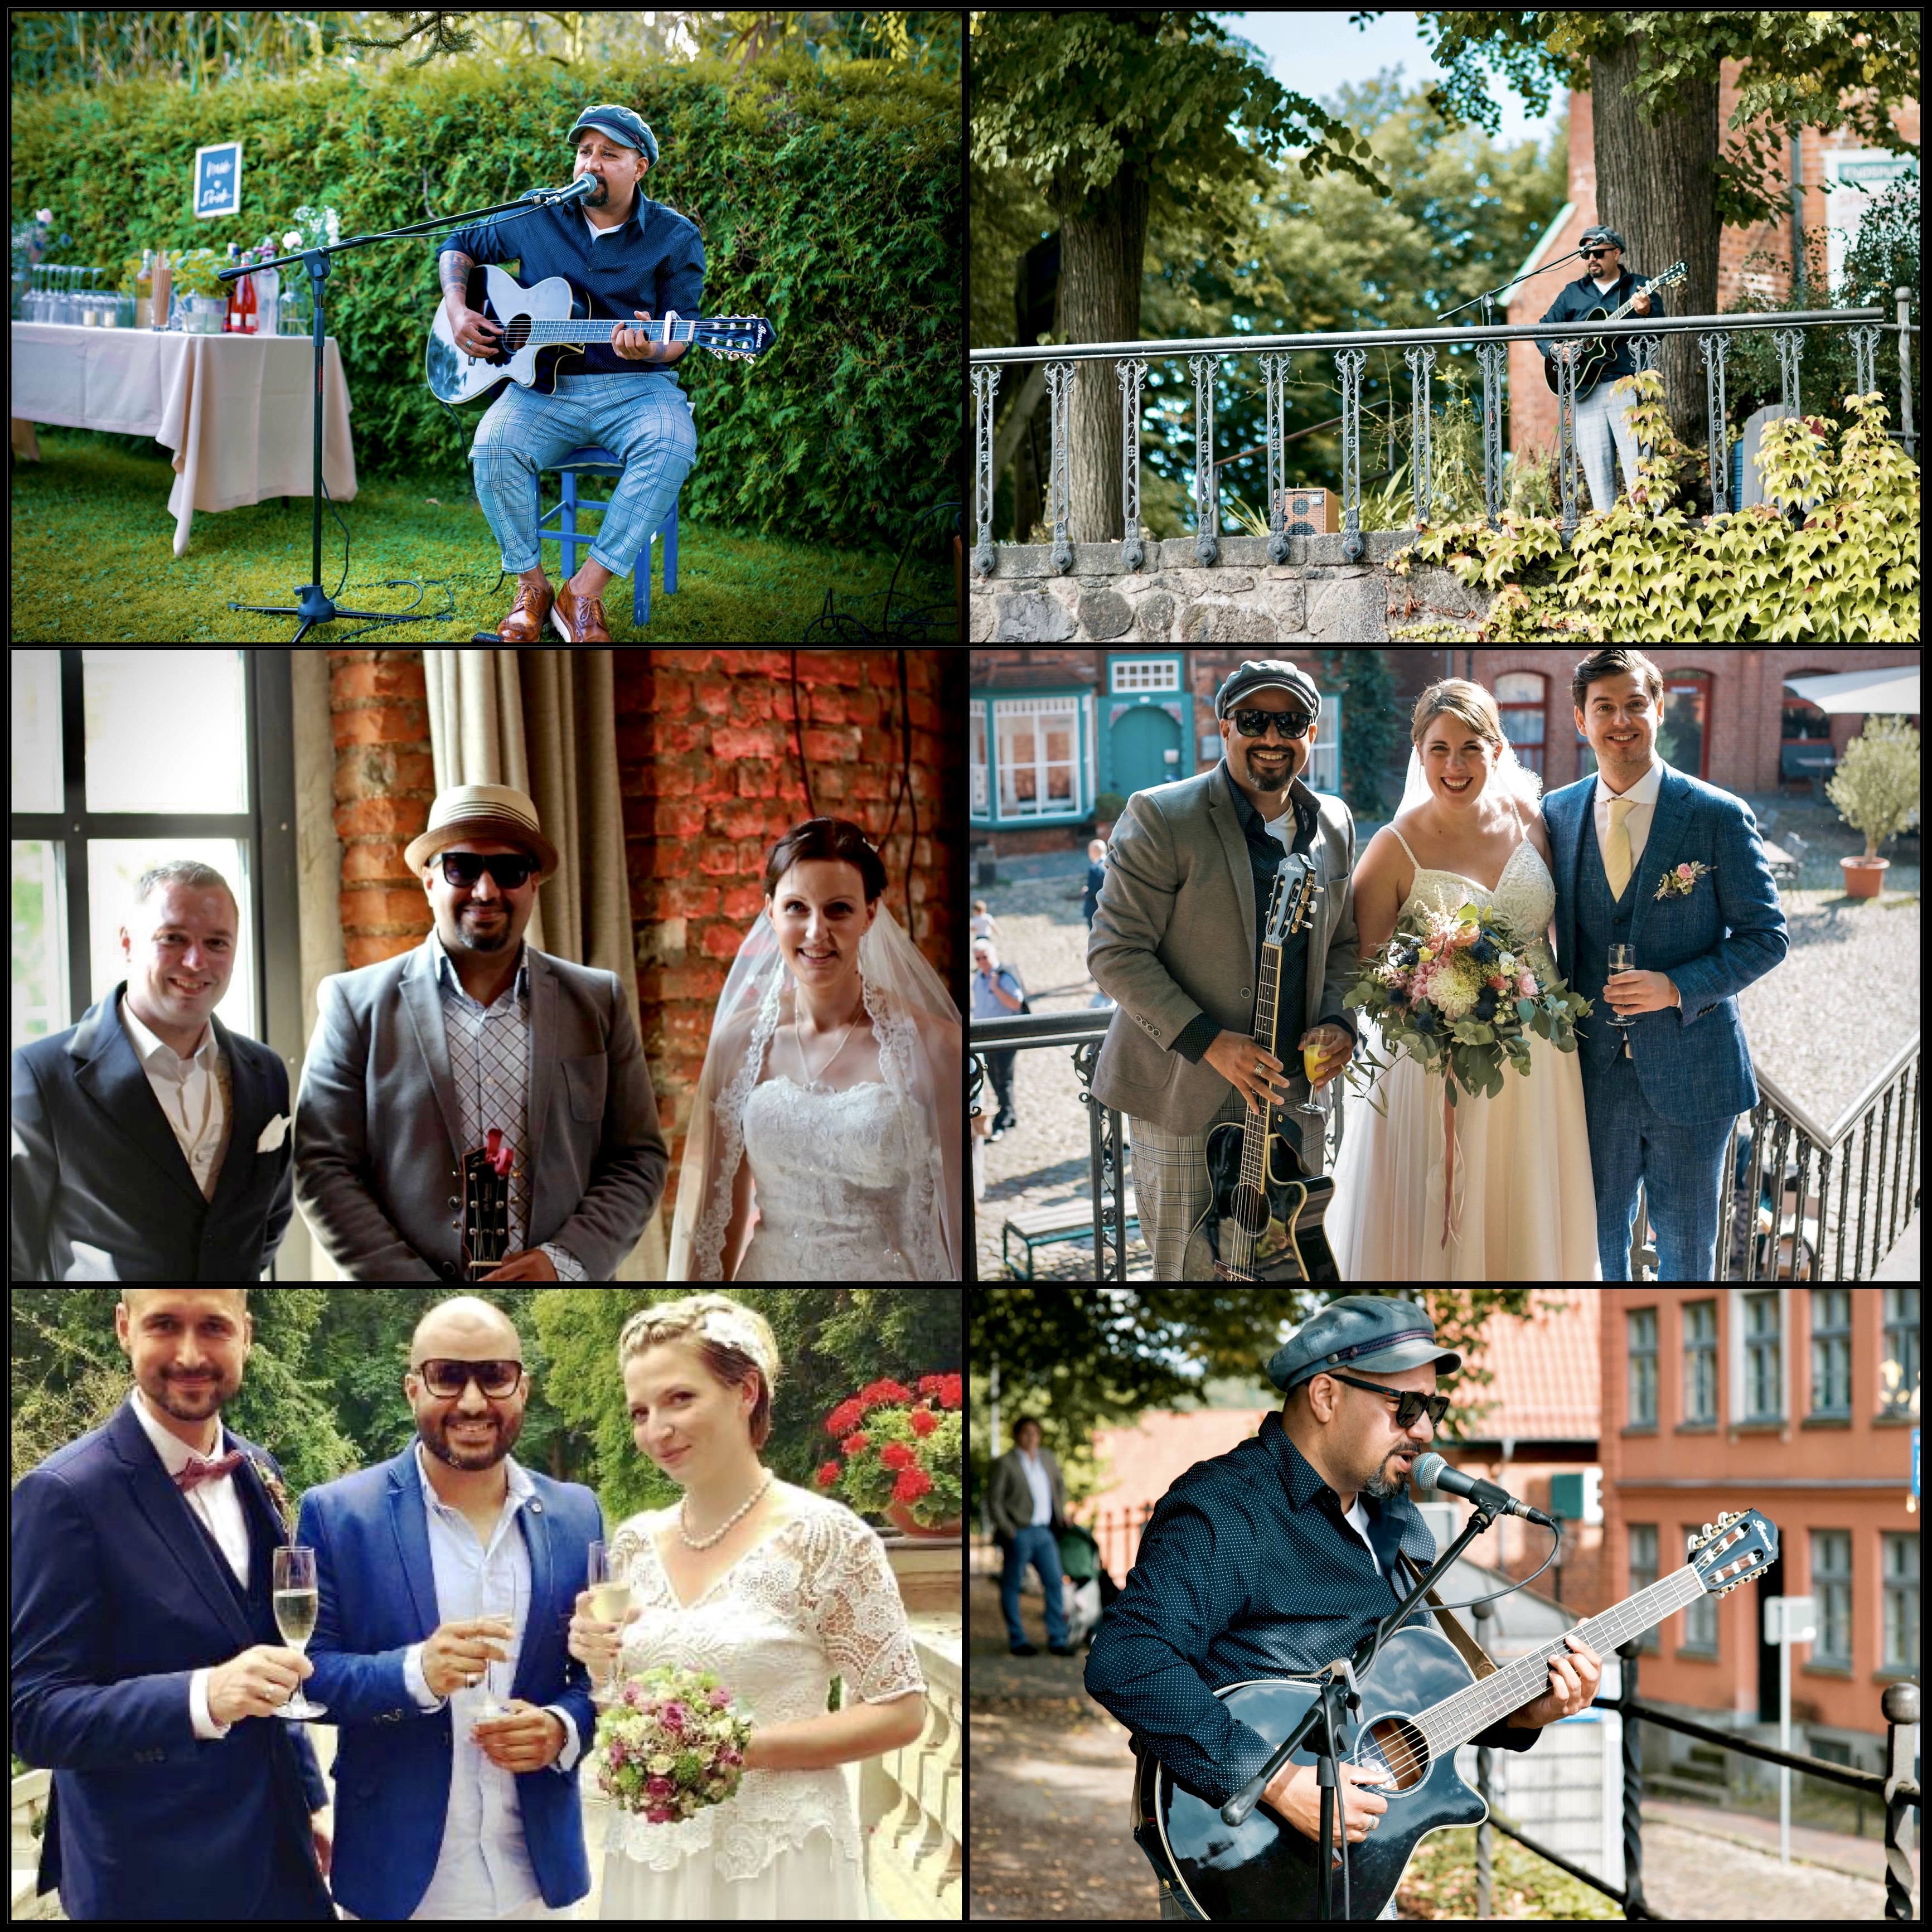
[969,531,1493,642]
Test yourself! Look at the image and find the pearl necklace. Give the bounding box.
[680,1469,774,1550]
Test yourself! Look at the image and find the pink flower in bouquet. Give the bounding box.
[1518,971,1539,998]
[1676,863,1694,882]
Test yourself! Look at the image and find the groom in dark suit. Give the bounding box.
[1542,650,1788,1279]
[9,1289,333,1920]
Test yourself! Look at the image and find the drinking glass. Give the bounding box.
[1606,944,1636,1059]
[1295,1039,1329,1119]
[272,1546,328,1720]
[586,1541,632,1705]
[474,1573,519,1721]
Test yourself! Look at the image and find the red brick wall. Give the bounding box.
[327,647,962,1183]
[1509,65,1920,458]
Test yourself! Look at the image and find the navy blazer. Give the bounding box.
[10,982,294,1282]
[1543,762,1788,1122]
[10,1402,331,1921]
[296,1447,604,1920]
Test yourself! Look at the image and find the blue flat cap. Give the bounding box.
[1267,1295,1461,1396]
[568,104,659,168]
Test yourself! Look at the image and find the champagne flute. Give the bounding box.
[474,1575,518,1721]
[1295,1035,1333,1118]
[1606,944,1636,1059]
[587,1541,632,1706]
[272,1546,327,1721]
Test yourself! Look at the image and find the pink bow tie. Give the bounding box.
[175,1449,245,1492]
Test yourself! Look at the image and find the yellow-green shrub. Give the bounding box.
[1387,373,1920,641]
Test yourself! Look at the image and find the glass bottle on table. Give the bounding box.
[239,256,258,333]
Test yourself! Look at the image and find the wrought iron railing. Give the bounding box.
[968,1014,1920,1282]
[971,292,1918,573]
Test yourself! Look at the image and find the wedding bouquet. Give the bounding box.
[1342,899,1590,1115]
[588,1665,753,1824]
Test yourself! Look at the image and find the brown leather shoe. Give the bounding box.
[497,578,554,642]
[551,578,612,642]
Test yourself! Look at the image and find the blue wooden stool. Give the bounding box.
[538,444,680,628]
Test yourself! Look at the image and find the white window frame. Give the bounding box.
[1111,657,1180,694]
[994,695,1084,820]
[970,700,988,816]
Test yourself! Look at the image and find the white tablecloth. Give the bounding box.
[10,323,359,554]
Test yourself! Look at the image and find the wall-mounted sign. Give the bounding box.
[195,142,244,220]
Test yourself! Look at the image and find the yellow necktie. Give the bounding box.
[1605,797,1634,898]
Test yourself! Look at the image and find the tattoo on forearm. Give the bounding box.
[440,252,474,308]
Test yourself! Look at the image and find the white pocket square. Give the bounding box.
[256,1113,290,1153]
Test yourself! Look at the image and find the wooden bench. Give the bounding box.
[1000,1200,1140,1279]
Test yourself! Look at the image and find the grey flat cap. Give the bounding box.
[1267,1294,1461,1396]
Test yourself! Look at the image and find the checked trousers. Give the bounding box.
[469,368,697,580]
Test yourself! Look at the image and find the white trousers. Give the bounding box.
[1572,375,1643,512]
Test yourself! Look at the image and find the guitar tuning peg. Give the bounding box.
[1700,1523,1713,1541]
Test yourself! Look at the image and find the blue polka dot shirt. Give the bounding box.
[1084,1410,1540,1806]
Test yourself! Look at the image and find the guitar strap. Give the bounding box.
[1397,1549,1500,1679]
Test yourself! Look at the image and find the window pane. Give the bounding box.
[89,839,255,1043]
[11,839,70,1050]
[83,651,248,814]
[11,650,64,812]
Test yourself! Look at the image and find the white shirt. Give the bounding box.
[120,989,230,1201]
[1343,1495,1383,1577]
[403,1442,582,1921]
[1018,1447,1053,1527]
[1592,754,1665,882]
[125,1389,256,1741]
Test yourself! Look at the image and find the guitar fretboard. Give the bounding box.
[1414,1563,1702,1755]
[487,320,710,345]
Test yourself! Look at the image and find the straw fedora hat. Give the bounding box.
[403,783,560,882]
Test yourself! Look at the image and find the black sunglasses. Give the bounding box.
[415,1358,525,1400]
[440,853,535,890]
[1232,707,1315,740]
[1582,248,1612,259]
[1325,1371,1451,1428]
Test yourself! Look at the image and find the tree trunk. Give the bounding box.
[1046,156,1151,544]
[1590,32,1718,476]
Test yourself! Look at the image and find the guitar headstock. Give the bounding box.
[699,314,777,363]
[1688,1508,1778,1595]
[1263,856,1316,951]
[1647,261,1688,298]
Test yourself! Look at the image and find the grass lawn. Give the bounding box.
[11,430,959,642]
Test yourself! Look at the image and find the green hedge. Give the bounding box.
[13,49,959,556]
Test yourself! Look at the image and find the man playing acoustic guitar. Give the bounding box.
[1087,1296,1601,1920]
[1534,225,1663,516]
[437,104,703,641]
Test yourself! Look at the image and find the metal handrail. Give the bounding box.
[971,293,1916,573]
[967,306,1888,363]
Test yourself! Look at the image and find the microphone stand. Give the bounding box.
[1437,247,1591,336]
[1219,1494,1504,1919]
[218,183,589,640]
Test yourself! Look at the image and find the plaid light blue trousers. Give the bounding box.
[1573,374,1642,513]
[469,369,698,579]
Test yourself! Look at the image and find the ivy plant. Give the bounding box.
[1387,371,1920,641]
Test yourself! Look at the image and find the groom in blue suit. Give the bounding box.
[298,1295,603,1920]
[1543,650,1788,1279]
[10,1289,332,1920]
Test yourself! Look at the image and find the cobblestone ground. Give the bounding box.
[971,800,1919,1281]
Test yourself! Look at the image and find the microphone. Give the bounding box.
[1412,1452,1557,1528]
[526,175,598,206]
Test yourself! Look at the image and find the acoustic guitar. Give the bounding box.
[1541,260,1687,398]
[1132,1508,1778,1921]
[426,262,776,408]
[1180,855,1340,1282]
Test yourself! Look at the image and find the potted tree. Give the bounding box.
[1826,715,1919,898]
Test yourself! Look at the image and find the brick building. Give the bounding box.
[1508,64,1921,461]
[969,647,1919,858]
[1601,1287,1920,1785]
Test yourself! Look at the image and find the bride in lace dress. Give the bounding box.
[1326,681,1601,1280]
[570,1296,928,1919]
[667,817,962,1281]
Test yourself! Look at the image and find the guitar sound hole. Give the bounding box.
[1229,1183,1270,1234]
[1362,1716,1429,1791]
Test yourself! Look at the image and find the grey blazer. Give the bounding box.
[987,1445,1068,1542]
[1087,763,1359,1151]
[293,938,668,1280]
